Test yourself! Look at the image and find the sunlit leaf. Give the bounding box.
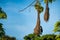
[0,7,7,19]
[34,2,43,13]
[53,21,60,32]
[44,0,56,3]
[44,0,47,3]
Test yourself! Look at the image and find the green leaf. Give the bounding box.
[49,0,53,3]
[53,21,60,32]
[34,2,44,13]
[0,7,7,19]
[44,0,47,3]
[44,0,56,3]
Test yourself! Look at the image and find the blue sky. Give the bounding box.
[0,0,60,40]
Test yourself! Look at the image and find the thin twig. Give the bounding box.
[19,0,36,12]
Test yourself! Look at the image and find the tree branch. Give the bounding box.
[19,0,36,12]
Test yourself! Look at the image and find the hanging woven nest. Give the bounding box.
[34,26,40,35]
[44,6,49,22]
[34,26,43,35]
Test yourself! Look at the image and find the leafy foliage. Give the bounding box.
[24,33,40,40]
[0,23,5,38]
[0,7,7,19]
[24,34,60,40]
[34,1,43,13]
[55,35,60,40]
[44,0,55,3]
[1,36,16,40]
[0,7,16,40]
[0,23,16,40]
[53,21,60,32]
[40,34,56,40]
